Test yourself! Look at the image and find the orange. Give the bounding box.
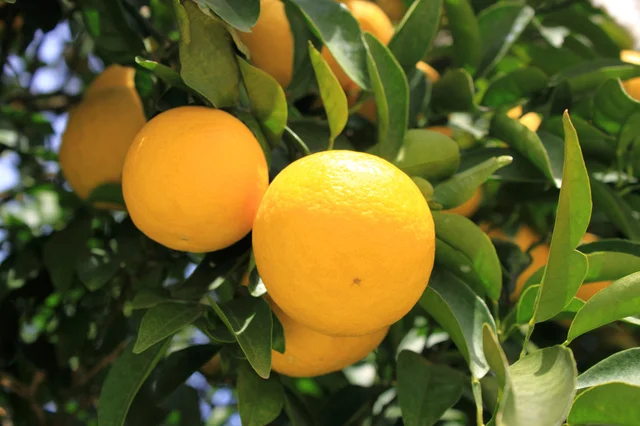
[122,106,269,253]
[619,50,640,100]
[237,0,294,88]
[507,105,523,119]
[375,0,406,21]
[444,187,482,218]
[59,65,145,202]
[575,233,611,301]
[519,112,542,132]
[253,150,435,336]
[416,60,440,83]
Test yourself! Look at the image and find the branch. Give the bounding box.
[73,340,128,388]
[122,0,167,46]
[0,370,47,425]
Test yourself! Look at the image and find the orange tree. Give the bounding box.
[1,0,640,425]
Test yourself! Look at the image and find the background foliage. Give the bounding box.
[0,0,639,425]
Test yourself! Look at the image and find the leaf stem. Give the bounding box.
[328,136,335,151]
[471,377,484,426]
[519,319,535,359]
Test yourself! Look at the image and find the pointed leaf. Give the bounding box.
[43,217,91,292]
[540,115,616,161]
[592,78,640,136]
[577,348,640,389]
[431,69,479,113]
[209,296,273,378]
[284,2,319,98]
[237,363,285,426]
[419,268,497,378]
[397,351,464,426]
[134,303,203,353]
[568,383,640,426]
[394,129,460,182]
[388,0,443,73]
[584,251,640,283]
[567,271,640,342]
[238,57,288,145]
[308,43,348,144]
[591,179,640,241]
[175,0,240,107]
[482,67,548,108]
[443,0,481,71]
[154,344,219,401]
[579,238,640,257]
[98,339,169,426]
[135,57,185,88]
[550,59,640,95]
[199,0,259,32]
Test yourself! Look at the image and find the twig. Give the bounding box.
[74,340,128,388]
[121,0,167,46]
[0,371,47,425]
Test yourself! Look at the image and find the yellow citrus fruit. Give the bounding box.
[520,112,542,132]
[576,233,611,301]
[374,0,406,21]
[59,65,145,202]
[416,60,440,83]
[444,187,482,218]
[619,50,640,100]
[237,0,294,88]
[122,106,269,253]
[507,105,523,119]
[253,150,435,336]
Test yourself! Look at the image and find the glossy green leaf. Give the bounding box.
[567,271,640,342]
[131,289,170,310]
[579,238,640,257]
[443,0,481,71]
[238,57,288,146]
[592,78,640,136]
[134,303,203,354]
[43,217,91,292]
[271,311,285,354]
[482,324,514,425]
[577,348,640,389]
[388,0,443,73]
[584,251,640,283]
[433,155,512,209]
[86,183,125,207]
[235,110,273,167]
[284,2,320,99]
[549,59,640,95]
[412,176,436,205]
[511,43,582,76]
[287,120,353,153]
[98,339,169,426]
[237,363,285,426]
[490,112,557,185]
[431,69,478,113]
[591,179,640,241]
[135,57,185,88]
[364,33,409,161]
[286,0,369,89]
[617,109,640,167]
[76,250,120,291]
[200,0,259,32]
[175,0,239,107]
[209,296,272,378]
[419,268,497,378]
[476,3,534,78]
[502,346,577,426]
[459,147,546,183]
[432,212,502,300]
[568,383,640,426]
[397,351,464,426]
[308,43,348,146]
[154,344,219,401]
[394,129,460,182]
[532,113,591,323]
[540,115,616,162]
[482,67,547,108]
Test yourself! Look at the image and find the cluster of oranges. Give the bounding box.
[59,0,621,377]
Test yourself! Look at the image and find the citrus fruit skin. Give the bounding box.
[621,50,640,100]
[444,187,482,218]
[59,65,145,201]
[122,106,269,253]
[416,60,440,83]
[271,300,388,377]
[238,0,294,88]
[252,150,435,337]
[375,0,406,21]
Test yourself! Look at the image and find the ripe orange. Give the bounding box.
[374,0,406,21]
[416,60,440,83]
[444,187,482,218]
[253,150,435,337]
[621,50,640,101]
[59,65,145,202]
[237,0,294,88]
[122,106,269,253]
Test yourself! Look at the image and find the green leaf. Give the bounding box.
[131,289,170,310]
[443,0,481,71]
[482,67,548,108]
[237,363,285,426]
[134,303,203,354]
[579,238,640,257]
[388,0,443,73]
[76,250,120,291]
[592,78,640,136]
[175,0,240,107]
[419,268,497,378]
[286,0,369,89]
[307,43,348,146]
[284,2,321,99]
[396,351,464,426]
[617,109,640,168]
[567,271,640,342]
[476,3,534,78]
[81,0,145,64]
[577,348,640,389]
[234,110,273,167]
[482,324,514,425]
[568,383,640,426]
[532,112,591,323]
[98,339,169,426]
[43,218,91,292]
[394,129,460,182]
[549,59,640,95]
[432,212,502,300]
[491,112,559,186]
[591,179,640,241]
[135,57,185,88]
[86,183,125,207]
[154,344,219,401]
[540,115,616,162]
[511,43,582,76]
[238,57,288,146]
[433,155,512,209]
[502,346,577,426]
[364,33,409,162]
[209,296,273,378]
[584,251,640,283]
[459,147,547,183]
[431,69,479,113]
[199,0,259,32]
[271,311,285,354]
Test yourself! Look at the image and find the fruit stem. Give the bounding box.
[328,136,335,151]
